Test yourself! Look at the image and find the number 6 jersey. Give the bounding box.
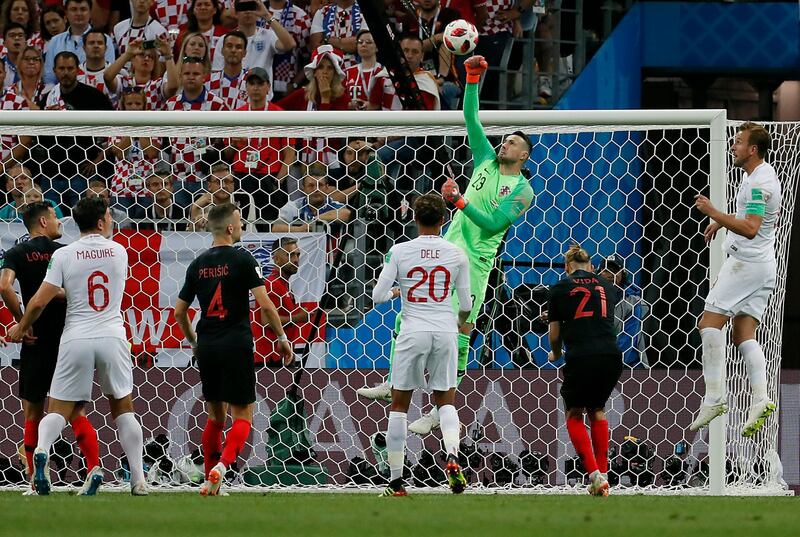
[373,235,472,334]
[547,270,620,359]
[178,245,264,347]
[43,234,128,343]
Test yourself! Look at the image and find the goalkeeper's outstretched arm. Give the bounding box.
[442,178,534,234]
[463,56,495,167]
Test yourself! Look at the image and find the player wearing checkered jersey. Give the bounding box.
[113,0,168,59]
[372,195,472,497]
[691,122,781,439]
[7,197,149,496]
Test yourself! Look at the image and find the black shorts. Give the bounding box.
[196,344,256,406]
[18,339,60,402]
[560,353,623,410]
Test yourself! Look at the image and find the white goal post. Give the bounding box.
[0,109,793,496]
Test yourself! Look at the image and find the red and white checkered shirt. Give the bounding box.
[310,4,367,70]
[163,88,228,182]
[154,0,191,31]
[113,17,168,57]
[110,136,161,197]
[269,2,311,94]
[79,62,118,107]
[28,33,44,51]
[207,69,249,111]
[481,0,514,35]
[0,89,27,160]
[118,71,168,110]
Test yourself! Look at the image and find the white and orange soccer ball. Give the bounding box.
[442,19,479,56]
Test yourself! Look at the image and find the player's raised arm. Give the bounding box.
[463,56,495,167]
[372,247,400,305]
[442,177,534,234]
[251,285,294,365]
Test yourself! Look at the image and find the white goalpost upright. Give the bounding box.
[0,109,793,496]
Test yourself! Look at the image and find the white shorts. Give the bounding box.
[49,337,133,402]
[705,256,776,322]
[391,331,457,391]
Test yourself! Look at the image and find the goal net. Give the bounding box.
[0,110,794,495]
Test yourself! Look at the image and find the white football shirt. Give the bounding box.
[723,161,782,262]
[211,28,278,77]
[373,235,472,334]
[44,234,128,342]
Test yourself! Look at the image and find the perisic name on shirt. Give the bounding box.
[199,264,230,279]
[76,248,116,260]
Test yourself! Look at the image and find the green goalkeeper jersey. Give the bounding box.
[444,82,534,273]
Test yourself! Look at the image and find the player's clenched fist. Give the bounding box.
[441,177,467,209]
[464,56,488,83]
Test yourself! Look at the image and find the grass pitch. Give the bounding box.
[1,491,797,537]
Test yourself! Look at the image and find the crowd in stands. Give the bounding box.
[0,0,560,261]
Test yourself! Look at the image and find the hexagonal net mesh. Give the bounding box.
[0,112,794,495]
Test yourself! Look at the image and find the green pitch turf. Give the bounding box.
[1,491,797,537]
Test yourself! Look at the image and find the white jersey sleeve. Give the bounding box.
[43,246,67,288]
[372,246,399,305]
[392,236,468,334]
[55,235,128,343]
[454,249,472,313]
[723,161,782,262]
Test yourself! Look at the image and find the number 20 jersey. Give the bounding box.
[43,234,128,343]
[547,269,620,359]
[382,235,471,335]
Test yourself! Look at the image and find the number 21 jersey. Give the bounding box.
[547,269,619,359]
[178,245,264,347]
[43,234,128,343]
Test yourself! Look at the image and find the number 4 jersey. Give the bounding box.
[373,235,472,334]
[178,245,264,347]
[43,234,128,343]
[547,269,620,359]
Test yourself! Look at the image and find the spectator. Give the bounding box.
[0,184,61,221]
[113,0,168,58]
[6,45,47,109]
[442,0,487,28]
[267,0,311,100]
[0,61,30,161]
[85,177,136,228]
[330,138,380,204]
[256,237,314,366]
[377,35,439,193]
[344,30,394,110]
[153,0,191,31]
[3,23,28,88]
[175,30,213,74]
[15,51,114,212]
[211,0,296,76]
[190,162,250,230]
[225,67,295,230]
[399,0,462,109]
[2,0,42,50]
[137,169,187,231]
[598,254,650,368]
[109,87,163,200]
[174,0,226,57]
[272,172,351,233]
[163,56,228,208]
[39,6,67,49]
[207,30,250,109]
[308,0,367,70]
[43,0,115,85]
[474,0,532,106]
[277,45,350,166]
[79,29,117,104]
[104,36,179,109]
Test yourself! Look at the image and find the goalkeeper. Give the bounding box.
[359,55,534,434]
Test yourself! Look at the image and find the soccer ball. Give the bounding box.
[442,19,479,56]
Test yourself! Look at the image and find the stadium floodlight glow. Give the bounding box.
[0,108,793,496]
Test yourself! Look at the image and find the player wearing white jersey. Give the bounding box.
[7,197,148,496]
[691,122,781,437]
[371,195,472,497]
